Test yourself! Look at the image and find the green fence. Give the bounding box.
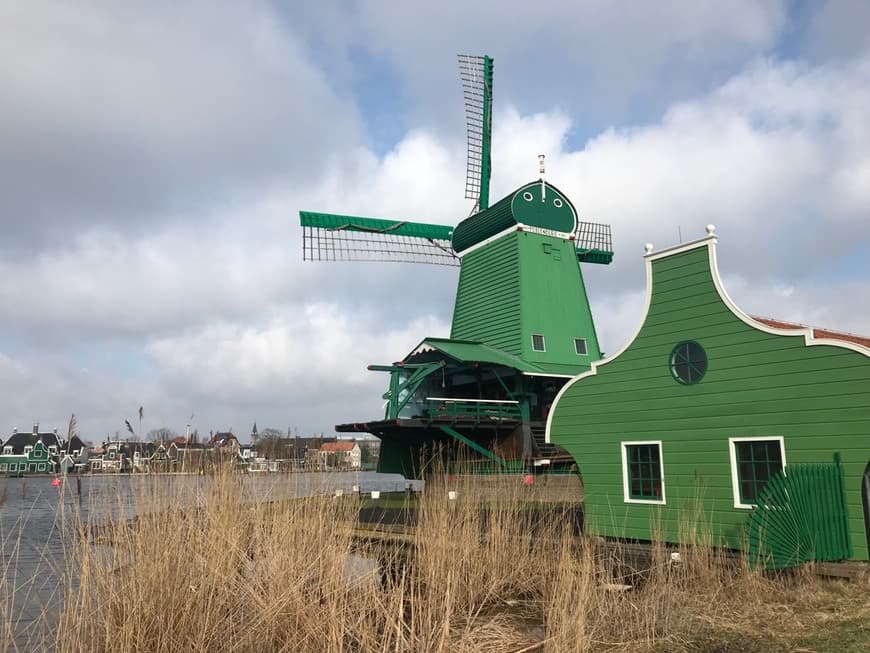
[425,399,522,424]
[747,456,851,570]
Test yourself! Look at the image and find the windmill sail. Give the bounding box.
[301,212,458,266]
[575,221,614,264]
[458,54,493,213]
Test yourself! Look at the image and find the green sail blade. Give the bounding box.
[300,211,457,266]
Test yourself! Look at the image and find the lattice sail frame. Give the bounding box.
[575,221,612,253]
[301,212,459,266]
[458,54,493,213]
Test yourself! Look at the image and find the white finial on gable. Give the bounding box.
[644,243,654,254]
[706,224,716,235]
[538,154,546,201]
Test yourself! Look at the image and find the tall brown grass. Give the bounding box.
[0,471,860,652]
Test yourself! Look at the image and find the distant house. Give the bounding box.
[59,434,89,474]
[251,435,337,469]
[90,440,153,473]
[207,431,240,453]
[319,440,362,471]
[0,425,62,476]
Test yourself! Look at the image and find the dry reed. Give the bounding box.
[0,470,864,653]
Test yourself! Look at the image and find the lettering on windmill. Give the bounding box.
[519,224,572,239]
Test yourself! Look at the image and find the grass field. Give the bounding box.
[3,471,868,652]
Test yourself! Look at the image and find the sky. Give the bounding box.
[1,0,868,443]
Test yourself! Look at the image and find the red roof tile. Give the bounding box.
[320,441,356,453]
[751,316,870,349]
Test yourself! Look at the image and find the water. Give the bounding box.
[0,472,421,648]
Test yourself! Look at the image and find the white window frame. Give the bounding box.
[728,436,786,509]
[621,440,666,505]
[0,463,6,472]
[531,333,546,352]
[2,446,10,455]
[24,446,32,455]
[574,338,588,356]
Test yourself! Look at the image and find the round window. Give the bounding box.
[669,341,707,385]
[523,191,533,201]
[553,198,563,207]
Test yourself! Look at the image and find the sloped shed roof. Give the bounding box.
[407,337,584,376]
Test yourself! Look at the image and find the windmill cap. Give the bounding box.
[452,181,578,253]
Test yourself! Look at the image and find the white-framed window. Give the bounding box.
[531,334,546,352]
[574,338,588,355]
[0,463,6,472]
[621,440,666,505]
[2,446,10,455]
[728,436,786,509]
[37,463,46,471]
[24,446,32,455]
[8,463,16,472]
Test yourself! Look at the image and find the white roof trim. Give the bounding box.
[522,372,576,378]
[457,222,574,259]
[644,233,717,261]
[545,230,870,445]
[708,243,870,356]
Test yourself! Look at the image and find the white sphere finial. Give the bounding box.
[706,224,716,235]
[644,243,654,254]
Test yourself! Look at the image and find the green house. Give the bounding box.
[547,226,870,565]
[0,429,60,476]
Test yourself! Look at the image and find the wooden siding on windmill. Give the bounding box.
[451,193,516,253]
[517,232,602,367]
[548,240,870,561]
[451,232,522,355]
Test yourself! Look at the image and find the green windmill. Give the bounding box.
[300,55,613,477]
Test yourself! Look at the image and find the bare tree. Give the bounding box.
[146,427,179,442]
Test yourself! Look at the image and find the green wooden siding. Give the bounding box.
[451,230,601,374]
[549,243,870,561]
[451,182,578,254]
[518,232,601,367]
[452,191,515,254]
[510,182,577,233]
[451,232,522,354]
[299,212,453,240]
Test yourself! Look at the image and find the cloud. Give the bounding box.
[0,0,361,249]
[344,0,787,133]
[147,305,450,429]
[0,3,868,441]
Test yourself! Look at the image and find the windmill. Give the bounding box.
[299,55,613,478]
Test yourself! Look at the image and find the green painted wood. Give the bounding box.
[451,232,522,353]
[451,192,516,254]
[451,182,578,254]
[450,230,602,372]
[479,55,493,211]
[510,182,577,233]
[438,425,507,467]
[299,212,453,241]
[415,338,548,374]
[549,242,870,562]
[747,459,851,569]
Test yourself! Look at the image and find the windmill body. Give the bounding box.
[299,57,613,477]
